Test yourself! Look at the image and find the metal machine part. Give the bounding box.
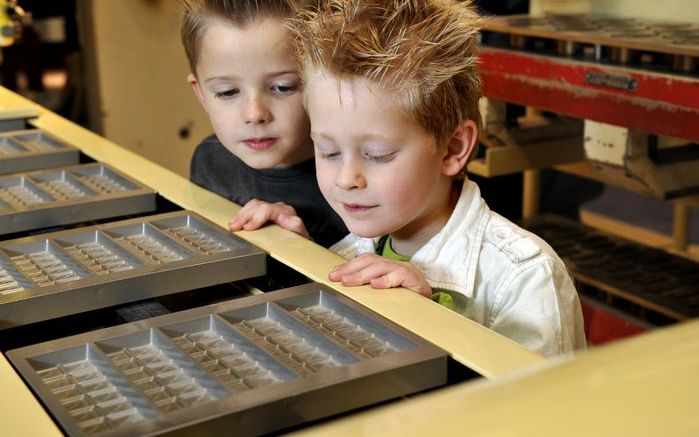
[0,162,156,235]
[8,283,447,436]
[480,14,699,142]
[0,129,79,175]
[0,211,266,328]
[479,14,699,198]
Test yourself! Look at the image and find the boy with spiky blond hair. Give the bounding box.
[240,0,585,356]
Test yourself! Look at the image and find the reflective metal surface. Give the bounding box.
[0,129,79,174]
[0,162,157,235]
[0,211,266,328]
[8,283,447,436]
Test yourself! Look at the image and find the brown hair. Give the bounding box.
[180,0,299,75]
[291,0,483,149]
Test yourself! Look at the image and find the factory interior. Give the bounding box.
[0,0,697,435]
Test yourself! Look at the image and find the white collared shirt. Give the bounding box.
[331,179,586,356]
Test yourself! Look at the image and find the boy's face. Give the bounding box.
[189,17,312,169]
[306,73,456,243]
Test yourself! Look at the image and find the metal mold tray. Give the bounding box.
[0,163,156,235]
[8,283,446,436]
[0,211,266,328]
[0,129,79,174]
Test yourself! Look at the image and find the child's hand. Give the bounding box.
[228,199,310,238]
[328,253,432,298]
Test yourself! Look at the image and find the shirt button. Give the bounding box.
[494,227,511,240]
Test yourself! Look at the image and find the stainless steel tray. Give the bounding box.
[0,129,79,174]
[0,211,266,328]
[8,283,446,436]
[0,162,156,235]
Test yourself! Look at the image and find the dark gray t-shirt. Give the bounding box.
[190,135,347,248]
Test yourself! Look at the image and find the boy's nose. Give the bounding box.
[335,159,366,190]
[244,95,271,125]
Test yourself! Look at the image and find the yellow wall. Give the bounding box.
[83,0,212,177]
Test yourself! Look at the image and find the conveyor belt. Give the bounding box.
[522,214,699,321]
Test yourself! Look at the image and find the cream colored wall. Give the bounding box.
[84,0,212,177]
[531,0,699,22]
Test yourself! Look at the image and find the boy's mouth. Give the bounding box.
[341,203,377,214]
[243,138,277,151]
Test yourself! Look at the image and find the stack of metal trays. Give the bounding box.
[0,162,156,235]
[0,211,266,328]
[522,214,699,320]
[0,129,79,174]
[8,283,446,436]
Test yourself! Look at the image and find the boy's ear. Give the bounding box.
[441,120,478,176]
[188,73,208,113]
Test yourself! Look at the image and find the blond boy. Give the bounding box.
[180,0,346,247]
[243,0,585,356]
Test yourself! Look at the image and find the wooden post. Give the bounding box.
[672,201,691,252]
[522,169,541,219]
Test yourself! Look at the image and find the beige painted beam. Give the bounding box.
[0,355,62,436]
[292,319,699,436]
[468,136,585,178]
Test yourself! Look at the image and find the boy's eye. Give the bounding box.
[318,150,340,160]
[364,151,397,163]
[271,83,298,94]
[214,89,239,99]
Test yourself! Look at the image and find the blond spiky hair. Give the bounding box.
[291,0,483,148]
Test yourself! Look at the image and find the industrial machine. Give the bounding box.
[476,12,699,340]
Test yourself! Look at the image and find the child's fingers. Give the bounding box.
[243,205,273,230]
[229,206,259,230]
[228,214,248,231]
[328,253,380,281]
[338,259,398,287]
[278,214,310,238]
[370,268,432,298]
[332,253,380,273]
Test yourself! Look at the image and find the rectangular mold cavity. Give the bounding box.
[0,129,79,175]
[104,223,193,264]
[95,329,228,413]
[27,343,157,435]
[0,136,28,155]
[8,283,447,436]
[0,211,266,329]
[5,239,90,287]
[221,303,360,375]
[0,254,31,295]
[70,164,139,194]
[12,131,67,151]
[0,175,54,208]
[278,290,416,358]
[54,231,145,275]
[31,170,98,200]
[161,315,296,392]
[149,214,248,255]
